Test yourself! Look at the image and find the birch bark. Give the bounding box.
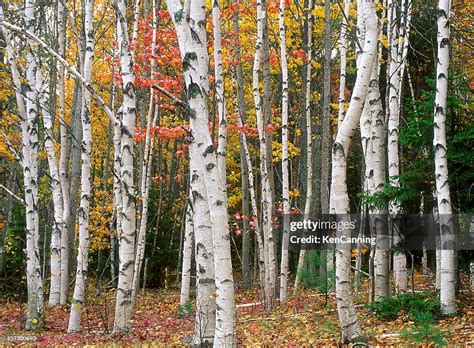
[179,200,193,306]
[68,0,95,333]
[433,0,456,316]
[337,0,351,129]
[214,0,227,182]
[0,6,44,328]
[387,0,406,293]
[57,0,71,305]
[330,0,377,342]
[167,0,236,343]
[253,0,276,309]
[278,0,290,303]
[113,0,138,333]
[294,0,314,293]
[131,0,158,309]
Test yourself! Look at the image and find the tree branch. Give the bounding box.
[0,13,118,125]
[0,184,24,204]
[151,84,188,107]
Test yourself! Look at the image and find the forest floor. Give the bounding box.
[0,273,473,346]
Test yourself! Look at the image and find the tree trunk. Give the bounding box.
[214,0,226,182]
[232,3,252,289]
[180,201,193,306]
[131,0,158,310]
[57,0,70,305]
[433,0,456,316]
[40,67,64,306]
[253,0,276,310]
[337,0,351,129]
[68,0,95,333]
[278,0,290,304]
[113,0,138,333]
[0,8,44,328]
[295,0,314,293]
[167,0,236,343]
[330,0,378,342]
[387,0,406,293]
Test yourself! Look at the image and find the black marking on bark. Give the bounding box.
[206,163,215,172]
[190,28,201,44]
[174,9,184,23]
[192,190,203,202]
[203,144,214,156]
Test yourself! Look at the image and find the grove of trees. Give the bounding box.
[0,0,472,345]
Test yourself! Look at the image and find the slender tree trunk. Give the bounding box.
[24,0,44,329]
[253,0,276,310]
[180,200,193,306]
[278,0,290,304]
[330,0,378,342]
[433,0,456,316]
[68,0,95,333]
[214,0,226,182]
[113,0,138,333]
[232,3,252,289]
[337,0,351,128]
[57,0,70,305]
[167,0,236,343]
[0,8,44,328]
[40,69,64,306]
[295,0,314,293]
[387,0,406,293]
[131,0,158,309]
[321,0,332,214]
[237,115,265,291]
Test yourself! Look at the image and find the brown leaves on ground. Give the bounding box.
[0,276,473,346]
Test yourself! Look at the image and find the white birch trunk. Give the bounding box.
[330,0,378,342]
[237,115,266,291]
[68,0,95,333]
[214,0,227,182]
[57,0,70,305]
[278,0,290,303]
[39,70,64,306]
[131,0,158,309]
[167,0,236,343]
[0,7,44,328]
[113,0,138,333]
[387,0,407,293]
[337,0,351,129]
[294,0,314,293]
[180,201,193,306]
[253,0,276,309]
[24,0,44,329]
[433,0,456,316]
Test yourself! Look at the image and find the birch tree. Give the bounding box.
[330,0,378,342]
[0,4,44,328]
[433,0,456,316]
[387,0,406,293]
[132,0,159,309]
[40,70,65,307]
[278,0,291,303]
[113,0,138,333]
[337,0,351,128]
[166,0,236,343]
[294,0,314,293]
[57,0,71,305]
[68,0,95,333]
[214,0,226,181]
[179,200,193,307]
[23,0,44,329]
[253,0,276,309]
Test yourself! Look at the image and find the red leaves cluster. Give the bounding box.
[133,125,188,142]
